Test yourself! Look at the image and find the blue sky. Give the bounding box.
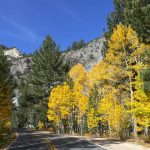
[0,0,114,53]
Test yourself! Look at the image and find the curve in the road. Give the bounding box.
[6,129,108,150]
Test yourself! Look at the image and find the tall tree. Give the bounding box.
[102,0,150,56]
[47,64,89,135]
[47,83,72,133]
[104,24,148,138]
[124,0,150,43]
[0,48,11,85]
[102,0,125,56]
[18,35,70,128]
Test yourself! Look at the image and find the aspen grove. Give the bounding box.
[47,24,150,139]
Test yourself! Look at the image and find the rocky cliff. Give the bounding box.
[4,37,104,78]
[64,37,104,70]
[4,48,31,84]
[4,48,32,106]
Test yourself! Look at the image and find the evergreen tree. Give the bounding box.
[66,39,86,51]
[102,0,150,56]
[18,35,70,128]
[28,35,69,99]
[124,0,150,43]
[102,0,125,56]
[0,48,11,85]
[107,0,125,33]
[141,45,150,96]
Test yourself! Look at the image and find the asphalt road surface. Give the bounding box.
[7,129,107,150]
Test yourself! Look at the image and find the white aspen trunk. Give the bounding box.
[71,111,75,135]
[144,127,148,136]
[80,117,83,136]
[123,47,137,139]
[57,124,60,134]
[108,120,112,136]
[129,75,138,139]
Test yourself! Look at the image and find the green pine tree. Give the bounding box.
[0,48,11,85]
[102,0,150,56]
[124,0,150,43]
[18,35,70,128]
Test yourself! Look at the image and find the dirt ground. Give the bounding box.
[88,137,150,150]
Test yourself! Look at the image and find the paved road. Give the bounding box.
[7,129,106,150]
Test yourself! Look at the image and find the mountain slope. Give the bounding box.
[3,37,104,105]
[4,48,32,83]
[64,37,104,70]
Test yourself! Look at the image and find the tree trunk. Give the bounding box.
[80,117,83,136]
[123,46,138,139]
[144,127,148,136]
[129,75,138,139]
[108,120,112,136]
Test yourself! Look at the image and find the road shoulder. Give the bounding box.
[43,131,150,150]
[83,137,150,150]
[4,132,18,150]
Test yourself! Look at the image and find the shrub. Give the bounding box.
[38,121,45,130]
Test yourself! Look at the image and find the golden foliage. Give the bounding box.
[0,85,11,126]
[38,121,45,130]
[47,24,149,138]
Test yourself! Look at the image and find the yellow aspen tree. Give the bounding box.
[71,82,88,135]
[0,84,11,140]
[131,71,150,128]
[47,82,72,133]
[104,24,147,138]
[69,64,89,135]
[68,63,87,86]
[47,85,62,131]
[98,85,129,139]
[88,61,114,134]
[87,107,98,132]
[0,85,11,128]
[88,61,110,88]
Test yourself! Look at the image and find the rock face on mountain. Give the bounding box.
[64,37,104,70]
[3,38,104,105]
[4,48,32,106]
[4,48,22,60]
[4,37,104,80]
[4,48,31,84]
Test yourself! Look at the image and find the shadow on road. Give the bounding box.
[8,129,105,150]
[51,137,104,150]
[7,129,51,150]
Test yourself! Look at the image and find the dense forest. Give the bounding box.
[0,0,150,145]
